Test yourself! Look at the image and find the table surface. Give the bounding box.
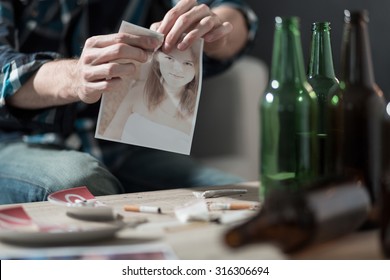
[0,182,384,260]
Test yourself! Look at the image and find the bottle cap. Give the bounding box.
[344,9,369,23]
[275,16,300,27]
[311,22,331,31]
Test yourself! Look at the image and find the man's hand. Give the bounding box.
[150,0,247,60]
[9,33,160,109]
[75,33,160,104]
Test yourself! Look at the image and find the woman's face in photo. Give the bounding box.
[157,48,196,88]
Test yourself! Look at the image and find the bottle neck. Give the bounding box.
[270,17,307,84]
[224,210,311,253]
[307,22,336,79]
[225,189,314,253]
[341,12,375,86]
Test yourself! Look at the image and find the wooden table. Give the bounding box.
[0,182,384,260]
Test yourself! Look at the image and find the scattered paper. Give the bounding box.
[0,206,37,230]
[174,200,210,223]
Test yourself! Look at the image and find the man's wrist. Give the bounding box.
[55,59,82,103]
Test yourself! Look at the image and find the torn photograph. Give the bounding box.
[95,21,203,155]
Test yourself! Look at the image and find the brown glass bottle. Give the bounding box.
[224,178,370,253]
[380,102,390,258]
[328,10,386,215]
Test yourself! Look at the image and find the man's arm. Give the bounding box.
[7,59,79,109]
[152,0,256,60]
[8,33,160,109]
[7,0,258,110]
[203,5,249,60]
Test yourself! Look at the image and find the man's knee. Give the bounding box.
[0,150,123,205]
[40,151,124,196]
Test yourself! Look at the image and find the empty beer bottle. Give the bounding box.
[259,17,318,199]
[328,10,386,215]
[307,22,339,178]
[225,178,370,253]
[380,102,390,258]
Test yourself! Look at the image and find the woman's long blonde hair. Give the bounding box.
[143,46,200,119]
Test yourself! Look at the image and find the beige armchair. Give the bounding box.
[191,56,269,181]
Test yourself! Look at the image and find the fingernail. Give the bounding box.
[177,41,188,50]
[204,34,214,42]
[140,50,148,62]
[148,38,157,48]
[129,63,136,73]
[164,42,171,52]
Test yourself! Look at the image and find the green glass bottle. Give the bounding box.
[307,22,339,178]
[259,17,318,199]
[328,10,386,207]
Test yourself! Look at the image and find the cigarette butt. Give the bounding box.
[209,202,259,211]
[123,205,161,214]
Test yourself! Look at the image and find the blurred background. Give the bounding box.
[245,0,390,100]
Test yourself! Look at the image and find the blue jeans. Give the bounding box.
[0,139,244,205]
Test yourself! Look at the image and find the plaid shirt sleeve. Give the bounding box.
[0,1,62,102]
[0,0,69,133]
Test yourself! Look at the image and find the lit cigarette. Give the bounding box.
[124,205,161,214]
[208,202,259,211]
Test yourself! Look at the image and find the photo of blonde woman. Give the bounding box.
[96,38,203,155]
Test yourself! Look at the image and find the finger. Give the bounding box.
[83,43,149,65]
[163,4,213,52]
[82,63,136,82]
[172,15,227,51]
[78,81,106,104]
[150,21,161,32]
[84,33,160,50]
[177,20,232,51]
[79,72,134,104]
[84,75,129,92]
[203,21,233,43]
[157,0,197,35]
